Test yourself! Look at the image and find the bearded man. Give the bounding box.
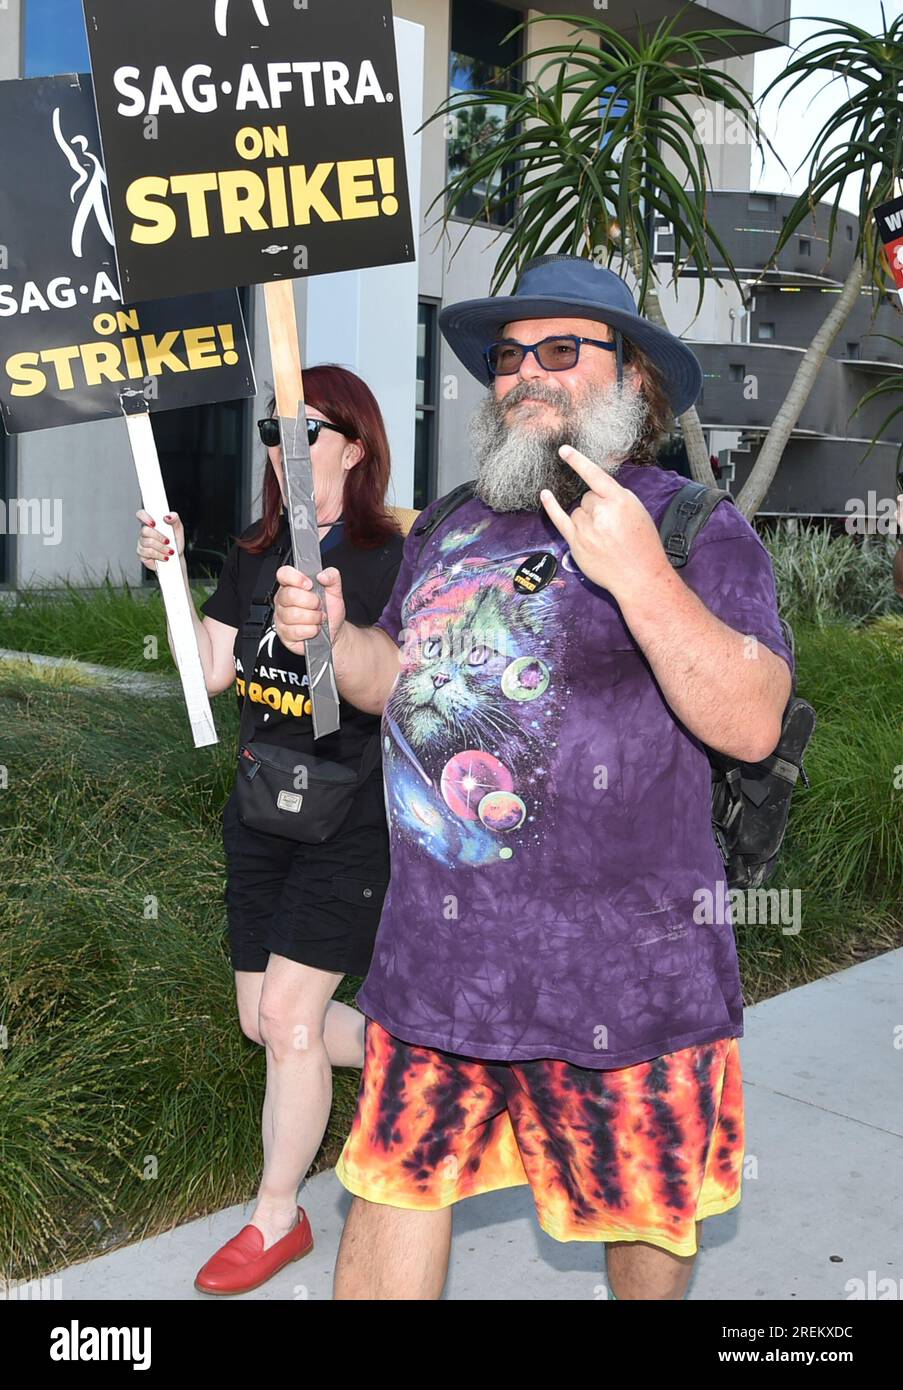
[273,254,793,1300]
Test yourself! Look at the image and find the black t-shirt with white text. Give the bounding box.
[201,511,403,766]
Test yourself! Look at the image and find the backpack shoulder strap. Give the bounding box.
[237,540,291,735]
[412,482,477,561]
[659,480,733,569]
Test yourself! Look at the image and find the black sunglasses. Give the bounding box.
[484,333,616,377]
[257,417,347,448]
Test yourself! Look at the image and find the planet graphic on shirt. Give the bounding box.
[440,750,514,821]
[477,790,527,833]
[501,656,550,702]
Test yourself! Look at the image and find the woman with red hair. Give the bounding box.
[136,364,404,1294]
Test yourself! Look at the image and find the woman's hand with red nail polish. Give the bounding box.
[136,509,185,572]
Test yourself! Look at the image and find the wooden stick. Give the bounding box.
[264,280,340,738]
[121,391,217,749]
[265,280,305,417]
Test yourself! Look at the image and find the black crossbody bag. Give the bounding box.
[234,543,382,844]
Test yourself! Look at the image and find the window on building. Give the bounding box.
[148,397,247,583]
[757,322,775,341]
[846,341,860,360]
[24,0,90,77]
[729,364,746,383]
[846,223,854,241]
[652,218,674,261]
[799,238,811,256]
[748,194,776,212]
[414,300,440,510]
[447,0,523,227]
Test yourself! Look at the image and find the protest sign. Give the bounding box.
[0,74,255,435]
[0,74,261,748]
[83,0,416,303]
[874,191,903,301]
[85,0,417,738]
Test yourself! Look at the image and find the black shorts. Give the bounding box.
[222,767,391,975]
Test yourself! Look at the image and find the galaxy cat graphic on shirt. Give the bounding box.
[382,542,570,868]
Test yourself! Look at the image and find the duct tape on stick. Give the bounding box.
[281,407,341,738]
[264,279,340,739]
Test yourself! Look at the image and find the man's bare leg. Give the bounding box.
[606,1221,702,1300]
[333,1197,452,1300]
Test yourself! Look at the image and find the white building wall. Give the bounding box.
[304,16,424,513]
[395,0,449,307]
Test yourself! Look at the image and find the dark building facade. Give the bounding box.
[656,190,903,518]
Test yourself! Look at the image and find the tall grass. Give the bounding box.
[0,577,213,672]
[0,665,361,1282]
[734,621,903,996]
[769,624,903,897]
[764,525,901,627]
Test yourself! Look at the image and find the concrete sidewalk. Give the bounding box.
[41,949,903,1301]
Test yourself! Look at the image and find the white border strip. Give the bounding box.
[124,408,218,749]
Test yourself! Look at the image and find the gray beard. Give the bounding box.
[469,376,650,513]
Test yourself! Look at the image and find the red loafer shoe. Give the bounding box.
[194,1207,314,1295]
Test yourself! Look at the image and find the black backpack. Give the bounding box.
[412,480,816,890]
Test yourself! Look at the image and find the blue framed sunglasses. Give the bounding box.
[484,333,616,377]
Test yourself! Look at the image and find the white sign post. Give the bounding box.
[121,389,218,749]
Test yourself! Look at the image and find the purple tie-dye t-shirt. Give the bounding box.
[355,462,794,1069]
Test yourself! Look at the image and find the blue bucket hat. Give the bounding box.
[438,253,702,417]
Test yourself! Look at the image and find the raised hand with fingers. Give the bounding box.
[540,445,667,600]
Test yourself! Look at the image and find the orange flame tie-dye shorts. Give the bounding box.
[335,1019,744,1257]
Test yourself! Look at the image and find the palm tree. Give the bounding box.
[735,10,903,517]
[421,9,771,487]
